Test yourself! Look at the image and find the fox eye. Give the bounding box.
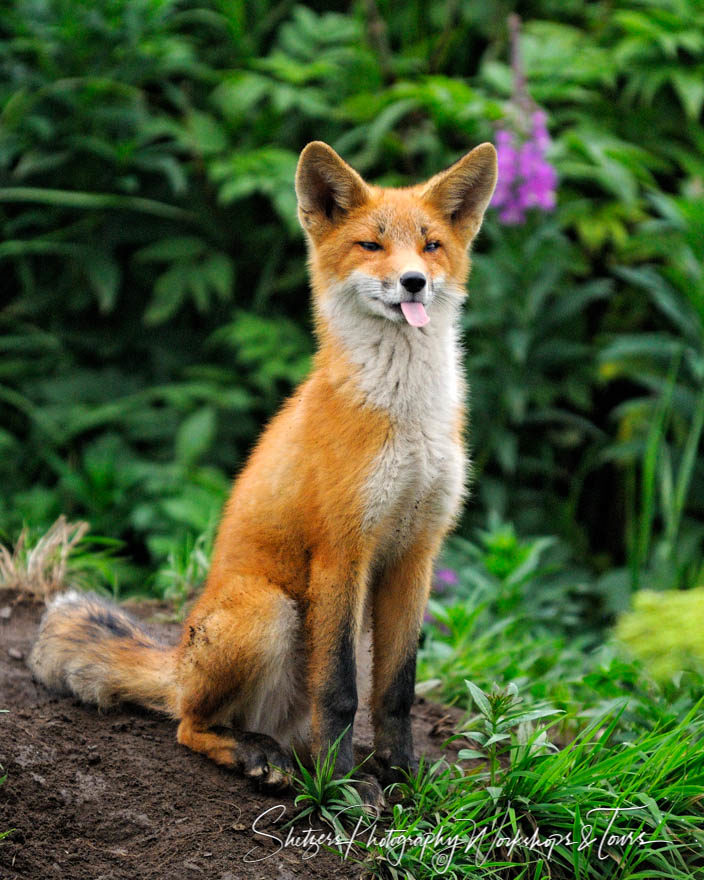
[423,241,441,252]
[357,241,383,251]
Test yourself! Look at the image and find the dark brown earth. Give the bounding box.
[0,590,468,880]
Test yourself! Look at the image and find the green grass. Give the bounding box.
[290,729,372,834]
[285,523,704,878]
[352,704,704,879]
[289,640,704,879]
[290,685,704,878]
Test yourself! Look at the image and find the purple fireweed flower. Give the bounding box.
[531,109,550,150]
[434,567,459,593]
[491,17,558,225]
[492,129,518,214]
[492,111,557,224]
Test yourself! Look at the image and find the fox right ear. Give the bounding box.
[421,143,498,246]
[295,142,370,236]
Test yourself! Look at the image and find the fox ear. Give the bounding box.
[421,143,498,244]
[296,142,370,236]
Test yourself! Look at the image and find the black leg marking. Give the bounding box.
[374,647,417,776]
[319,616,358,774]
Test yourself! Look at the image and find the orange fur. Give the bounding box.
[29,140,497,789]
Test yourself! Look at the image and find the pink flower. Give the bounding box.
[433,567,459,597]
[491,113,557,224]
[490,17,558,225]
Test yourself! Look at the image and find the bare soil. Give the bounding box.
[0,589,468,880]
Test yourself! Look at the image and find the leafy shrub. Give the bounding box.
[1,0,703,591]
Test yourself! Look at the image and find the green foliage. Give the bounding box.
[150,521,214,605]
[405,523,704,878]
[310,699,704,879]
[0,515,125,597]
[418,519,601,708]
[419,517,704,749]
[465,218,609,538]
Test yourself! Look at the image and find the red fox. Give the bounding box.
[29,140,497,803]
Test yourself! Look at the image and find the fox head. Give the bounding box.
[295,141,497,330]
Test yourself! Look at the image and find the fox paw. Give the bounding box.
[350,773,387,814]
[359,750,419,786]
[236,733,295,790]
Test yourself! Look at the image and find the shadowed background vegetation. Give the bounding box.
[2,0,703,611]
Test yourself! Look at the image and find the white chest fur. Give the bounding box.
[325,294,467,558]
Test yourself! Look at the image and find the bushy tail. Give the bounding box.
[28,591,180,717]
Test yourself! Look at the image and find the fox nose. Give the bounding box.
[400,271,427,295]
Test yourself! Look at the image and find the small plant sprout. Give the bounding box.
[383,755,458,808]
[291,729,377,833]
[459,680,562,796]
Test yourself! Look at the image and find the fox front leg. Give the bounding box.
[305,555,366,772]
[371,540,439,781]
[305,553,385,810]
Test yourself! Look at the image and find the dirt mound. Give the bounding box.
[0,590,466,880]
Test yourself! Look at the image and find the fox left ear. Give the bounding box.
[421,143,498,245]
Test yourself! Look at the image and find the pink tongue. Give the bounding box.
[400,301,429,327]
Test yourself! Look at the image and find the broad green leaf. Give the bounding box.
[465,680,492,718]
[144,265,188,325]
[84,251,121,313]
[175,407,216,466]
[135,237,207,263]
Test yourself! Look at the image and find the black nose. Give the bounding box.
[400,271,426,295]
